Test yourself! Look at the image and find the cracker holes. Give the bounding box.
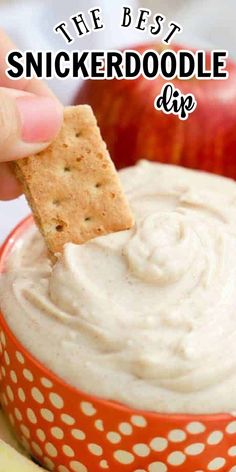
[84,217,91,222]
[56,224,64,232]
[95,183,101,188]
[64,166,71,172]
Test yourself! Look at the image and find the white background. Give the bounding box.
[0,0,235,242]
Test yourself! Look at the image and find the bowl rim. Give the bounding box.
[0,215,233,422]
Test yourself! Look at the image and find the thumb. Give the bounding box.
[0,87,63,161]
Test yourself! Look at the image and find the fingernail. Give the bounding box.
[16,95,63,143]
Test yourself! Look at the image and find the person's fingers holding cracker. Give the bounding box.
[0,87,62,162]
[0,162,22,200]
[0,88,62,200]
[0,30,63,200]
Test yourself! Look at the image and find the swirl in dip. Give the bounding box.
[1,161,236,414]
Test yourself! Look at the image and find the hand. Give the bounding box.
[0,30,63,200]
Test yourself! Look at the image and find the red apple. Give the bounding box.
[75,42,236,178]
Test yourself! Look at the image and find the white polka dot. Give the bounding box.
[20,424,30,439]
[36,429,46,442]
[23,369,34,382]
[61,413,75,425]
[70,461,88,472]
[16,351,24,364]
[58,467,69,472]
[133,443,150,457]
[45,442,58,458]
[168,429,186,443]
[62,445,75,457]
[27,408,37,424]
[0,332,6,347]
[107,432,121,444]
[150,437,168,452]
[207,431,223,445]
[72,429,86,441]
[9,414,15,426]
[114,450,135,465]
[208,458,226,470]
[41,378,53,389]
[228,446,236,456]
[18,388,26,402]
[10,370,17,384]
[1,393,7,406]
[167,451,186,465]
[80,402,96,416]
[229,468,236,472]
[1,366,5,377]
[100,460,109,469]
[185,443,205,456]
[226,421,236,434]
[131,415,147,427]
[186,422,206,434]
[21,437,30,452]
[32,442,43,457]
[95,419,104,431]
[32,387,44,404]
[119,422,133,435]
[148,463,167,472]
[43,457,55,471]
[51,427,64,440]
[14,408,22,421]
[4,351,10,365]
[49,392,64,409]
[6,385,14,402]
[88,443,103,456]
[41,408,54,422]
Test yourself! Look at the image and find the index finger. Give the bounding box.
[0,29,54,97]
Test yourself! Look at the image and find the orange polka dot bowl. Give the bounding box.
[1,216,236,472]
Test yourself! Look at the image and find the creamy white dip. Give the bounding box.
[1,161,236,413]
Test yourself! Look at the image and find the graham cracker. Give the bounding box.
[14,105,134,254]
